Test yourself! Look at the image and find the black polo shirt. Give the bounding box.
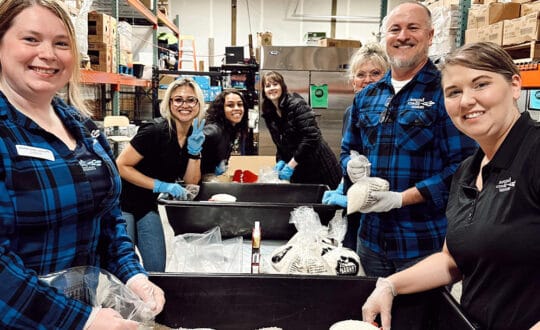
[446,112,540,329]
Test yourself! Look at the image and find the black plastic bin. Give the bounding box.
[150,273,478,330]
[158,182,337,240]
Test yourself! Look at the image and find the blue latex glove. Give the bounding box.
[278,164,294,181]
[153,179,186,199]
[215,160,228,176]
[322,191,347,208]
[274,160,286,172]
[187,118,206,156]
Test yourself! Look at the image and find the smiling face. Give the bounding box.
[263,78,283,103]
[352,60,385,92]
[223,93,245,125]
[442,64,521,148]
[0,5,74,99]
[384,3,433,76]
[169,85,201,123]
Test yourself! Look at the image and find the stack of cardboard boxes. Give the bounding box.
[466,0,540,52]
[87,12,118,73]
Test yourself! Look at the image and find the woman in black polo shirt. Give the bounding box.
[362,42,540,330]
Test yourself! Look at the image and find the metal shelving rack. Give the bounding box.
[455,0,540,88]
[81,0,180,116]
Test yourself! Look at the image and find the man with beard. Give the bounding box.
[341,1,477,277]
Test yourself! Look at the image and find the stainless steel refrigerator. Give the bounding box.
[259,46,359,158]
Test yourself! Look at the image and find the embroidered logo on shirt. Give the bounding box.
[407,98,435,109]
[495,177,515,192]
[79,159,102,172]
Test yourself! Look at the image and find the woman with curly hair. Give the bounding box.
[201,89,249,180]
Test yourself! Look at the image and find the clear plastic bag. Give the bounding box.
[265,206,364,276]
[39,266,154,323]
[166,226,243,273]
[258,166,281,183]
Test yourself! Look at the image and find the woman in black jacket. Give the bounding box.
[261,71,341,188]
[201,89,249,181]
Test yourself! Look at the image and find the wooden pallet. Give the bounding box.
[504,40,540,64]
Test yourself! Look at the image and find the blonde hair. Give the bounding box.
[159,77,206,131]
[0,0,90,116]
[347,42,389,82]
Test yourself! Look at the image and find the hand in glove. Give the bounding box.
[346,153,371,183]
[187,118,206,156]
[86,308,139,330]
[215,160,228,176]
[278,164,294,181]
[360,190,402,213]
[362,277,396,330]
[153,179,186,199]
[274,160,286,172]
[322,182,347,208]
[127,275,165,318]
[322,191,347,208]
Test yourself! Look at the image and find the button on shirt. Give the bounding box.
[341,60,478,260]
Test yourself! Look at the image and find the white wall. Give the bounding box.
[168,0,408,70]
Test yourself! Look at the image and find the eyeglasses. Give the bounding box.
[170,97,199,107]
[355,70,383,80]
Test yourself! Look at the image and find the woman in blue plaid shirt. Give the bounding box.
[0,1,164,329]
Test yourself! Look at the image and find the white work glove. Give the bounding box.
[362,277,397,330]
[346,152,371,183]
[360,191,402,213]
[86,307,139,330]
[126,275,165,317]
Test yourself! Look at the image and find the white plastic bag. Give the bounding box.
[266,206,364,276]
[39,266,154,323]
[166,226,243,273]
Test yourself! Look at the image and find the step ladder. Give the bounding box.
[178,35,197,71]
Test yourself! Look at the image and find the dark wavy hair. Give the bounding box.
[206,89,248,135]
[261,70,288,115]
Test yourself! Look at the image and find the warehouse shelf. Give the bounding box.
[85,0,180,118]
[81,69,151,88]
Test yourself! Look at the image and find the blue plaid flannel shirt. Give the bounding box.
[0,93,146,329]
[341,60,477,260]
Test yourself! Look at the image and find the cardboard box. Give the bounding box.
[467,5,484,29]
[88,12,112,43]
[503,11,540,45]
[521,1,540,16]
[87,42,114,72]
[465,28,479,43]
[484,21,504,45]
[317,38,362,48]
[472,3,521,28]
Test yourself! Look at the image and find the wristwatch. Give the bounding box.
[188,153,201,159]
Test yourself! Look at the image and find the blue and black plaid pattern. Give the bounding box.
[341,60,477,260]
[0,93,145,329]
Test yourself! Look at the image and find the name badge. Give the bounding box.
[16,145,55,161]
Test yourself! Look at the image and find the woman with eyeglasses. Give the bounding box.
[116,78,206,272]
[261,71,342,188]
[322,43,389,249]
[201,89,249,181]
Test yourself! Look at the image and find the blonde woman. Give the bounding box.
[117,78,206,272]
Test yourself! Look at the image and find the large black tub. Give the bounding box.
[150,273,477,330]
[158,182,337,240]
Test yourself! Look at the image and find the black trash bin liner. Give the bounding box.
[149,273,478,330]
[158,182,338,240]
